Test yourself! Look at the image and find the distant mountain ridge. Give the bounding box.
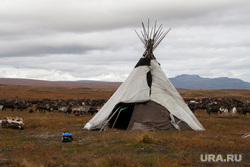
[0,74,250,89]
[0,78,121,89]
[169,74,250,90]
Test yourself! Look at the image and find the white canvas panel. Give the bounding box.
[150,60,205,130]
[84,66,151,130]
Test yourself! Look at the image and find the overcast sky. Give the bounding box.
[1,0,250,82]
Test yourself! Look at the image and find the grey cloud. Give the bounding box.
[1,0,247,33]
[0,0,250,82]
[0,44,93,57]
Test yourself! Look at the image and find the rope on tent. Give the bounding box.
[99,107,121,132]
[111,107,129,129]
[170,113,180,131]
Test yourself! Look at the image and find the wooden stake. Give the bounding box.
[99,107,120,132]
[111,109,122,129]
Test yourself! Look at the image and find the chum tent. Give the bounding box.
[84,21,205,131]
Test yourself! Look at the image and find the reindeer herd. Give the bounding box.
[0,97,249,116]
[185,98,250,115]
[0,98,106,116]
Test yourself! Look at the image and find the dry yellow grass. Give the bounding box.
[0,85,249,166]
[0,85,114,100]
[178,89,250,101]
[0,110,249,166]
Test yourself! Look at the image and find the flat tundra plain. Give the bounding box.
[0,85,249,167]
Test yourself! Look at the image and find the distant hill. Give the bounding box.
[60,80,105,83]
[1,75,250,90]
[0,78,121,89]
[169,74,250,90]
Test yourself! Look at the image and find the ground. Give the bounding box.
[0,86,249,166]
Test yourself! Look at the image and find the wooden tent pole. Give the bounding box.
[99,107,120,132]
[111,109,122,129]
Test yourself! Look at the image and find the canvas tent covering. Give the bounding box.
[84,21,205,131]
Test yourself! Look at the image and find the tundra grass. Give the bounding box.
[1,85,250,101]
[0,87,250,166]
[0,109,249,167]
[0,85,114,100]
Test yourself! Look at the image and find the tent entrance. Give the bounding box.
[109,104,135,130]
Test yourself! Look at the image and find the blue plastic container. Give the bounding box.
[62,131,73,142]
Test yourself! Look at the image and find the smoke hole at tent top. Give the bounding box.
[109,105,135,130]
